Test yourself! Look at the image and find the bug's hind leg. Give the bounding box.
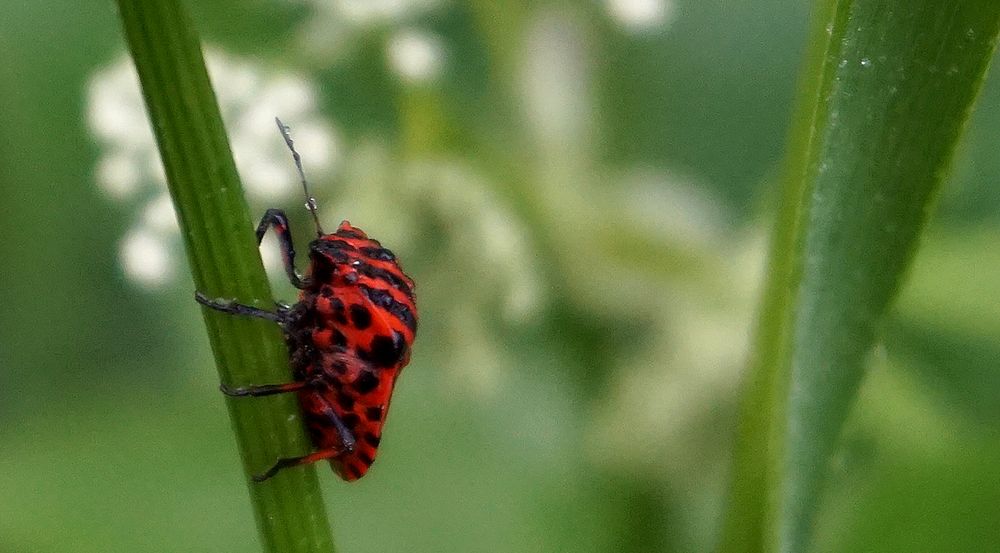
[253,405,356,482]
[252,449,340,482]
[195,292,285,323]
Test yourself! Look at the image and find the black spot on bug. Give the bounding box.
[336,392,355,410]
[305,424,326,443]
[369,332,405,368]
[361,246,396,261]
[365,406,383,421]
[343,464,362,480]
[364,433,381,447]
[349,304,372,330]
[331,298,348,325]
[342,412,361,429]
[320,287,333,298]
[332,330,347,348]
[304,409,335,433]
[357,451,374,465]
[353,371,380,394]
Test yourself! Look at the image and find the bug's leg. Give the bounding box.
[220,380,307,398]
[252,448,341,482]
[195,292,284,323]
[253,406,356,482]
[220,374,321,397]
[257,208,310,289]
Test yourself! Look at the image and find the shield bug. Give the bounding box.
[196,118,417,482]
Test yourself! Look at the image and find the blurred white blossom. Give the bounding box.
[605,0,676,33]
[87,48,339,289]
[387,29,446,84]
[520,11,595,156]
[119,228,173,287]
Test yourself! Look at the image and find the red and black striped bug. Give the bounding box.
[196,118,417,482]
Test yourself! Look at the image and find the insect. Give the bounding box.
[196,118,417,482]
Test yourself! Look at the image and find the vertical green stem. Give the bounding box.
[115,1,335,552]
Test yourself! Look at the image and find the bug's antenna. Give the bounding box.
[275,117,324,236]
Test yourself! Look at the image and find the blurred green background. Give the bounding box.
[1,1,999,552]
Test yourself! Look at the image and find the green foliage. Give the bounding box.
[719,2,1000,553]
[115,1,334,551]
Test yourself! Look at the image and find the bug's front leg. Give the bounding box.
[256,208,310,289]
[195,292,286,323]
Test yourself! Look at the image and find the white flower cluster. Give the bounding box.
[87,49,338,288]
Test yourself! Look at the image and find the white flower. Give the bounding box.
[387,29,446,84]
[605,0,676,33]
[87,48,339,289]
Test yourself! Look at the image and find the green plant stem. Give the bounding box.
[115,1,334,552]
[717,2,1000,553]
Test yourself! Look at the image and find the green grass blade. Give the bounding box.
[115,1,335,552]
[718,2,1000,553]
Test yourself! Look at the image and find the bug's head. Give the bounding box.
[307,221,372,273]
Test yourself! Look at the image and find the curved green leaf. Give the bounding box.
[718,2,1000,553]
